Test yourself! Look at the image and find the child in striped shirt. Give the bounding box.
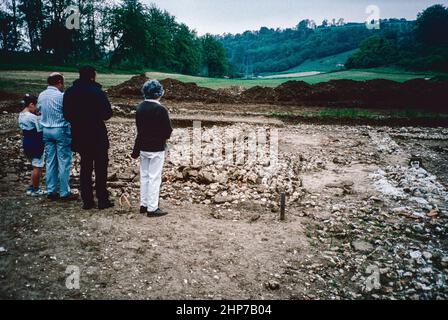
[18,94,46,196]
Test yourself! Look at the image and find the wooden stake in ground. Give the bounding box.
[280,192,286,221]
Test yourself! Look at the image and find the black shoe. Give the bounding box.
[47,193,59,202]
[140,206,148,214]
[147,208,168,218]
[60,193,79,202]
[83,202,95,210]
[98,200,114,210]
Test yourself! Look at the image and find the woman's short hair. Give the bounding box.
[142,80,165,100]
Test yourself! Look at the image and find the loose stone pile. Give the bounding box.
[277,124,448,300]
[103,123,304,212]
[371,165,448,215]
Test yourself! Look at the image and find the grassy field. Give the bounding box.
[263,49,358,75]
[146,68,438,89]
[0,71,134,95]
[0,67,444,95]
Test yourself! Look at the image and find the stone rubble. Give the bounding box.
[103,123,304,213]
[281,124,448,300]
[371,165,448,214]
[1,113,447,299]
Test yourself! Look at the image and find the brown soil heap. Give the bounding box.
[107,74,148,97]
[107,74,233,103]
[107,74,448,112]
[160,78,233,103]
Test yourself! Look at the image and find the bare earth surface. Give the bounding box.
[0,100,447,300]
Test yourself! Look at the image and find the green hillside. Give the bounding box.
[146,69,435,88]
[281,49,358,73]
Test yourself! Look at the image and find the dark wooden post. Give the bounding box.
[280,193,286,221]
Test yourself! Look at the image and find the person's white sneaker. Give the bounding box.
[31,189,48,197]
[26,186,34,196]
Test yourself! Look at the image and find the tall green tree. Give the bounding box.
[18,0,44,52]
[10,0,20,50]
[40,0,76,64]
[201,34,228,77]
[415,4,448,46]
[145,5,176,69]
[172,23,202,74]
[108,0,148,66]
[0,0,21,51]
[70,0,105,60]
[0,10,12,51]
[2,0,231,76]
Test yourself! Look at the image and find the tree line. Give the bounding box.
[220,5,448,75]
[1,1,446,77]
[346,4,448,72]
[220,19,416,76]
[0,0,229,77]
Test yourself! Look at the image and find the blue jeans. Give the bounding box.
[43,127,72,197]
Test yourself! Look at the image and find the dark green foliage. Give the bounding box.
[201,34,228,77]
[17,0,44,52]
[0,10,15,51]
[0,0,229,77]
[108,0,149,67]
[172,24,202,75]
[415,4,448,46]
[219,19,417,75]
[346,36,399,68]
[347,5,448,72]
[1,1,447,75]
[106,2,227,76]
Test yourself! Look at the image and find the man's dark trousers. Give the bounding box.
[80,149,109,206]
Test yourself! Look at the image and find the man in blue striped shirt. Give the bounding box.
[38,73,78,202]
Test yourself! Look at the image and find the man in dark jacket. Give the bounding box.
[131,80,172,217]
[63,66,114,210]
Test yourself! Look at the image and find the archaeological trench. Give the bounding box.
[0,76,447,299]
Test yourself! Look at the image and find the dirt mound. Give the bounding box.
[107,74,448,112]
[160,78,233,103]
[216,85,245,96]
[107,74,234,103]
[400,79,448,112]
[240,79,405,108]
[107,74,148,97]
[240,86,276,104]
[241,78,448,111]
[275,81,313,102]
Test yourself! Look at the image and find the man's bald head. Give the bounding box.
[47,72,64,86]
[47,72,64,91]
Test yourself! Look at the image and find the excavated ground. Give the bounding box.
[1,105,447,299]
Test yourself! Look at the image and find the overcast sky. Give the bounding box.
[143,0,447,35]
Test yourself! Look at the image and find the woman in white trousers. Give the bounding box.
[131,80,173,217]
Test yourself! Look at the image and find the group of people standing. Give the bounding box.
[18,66,172,217]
